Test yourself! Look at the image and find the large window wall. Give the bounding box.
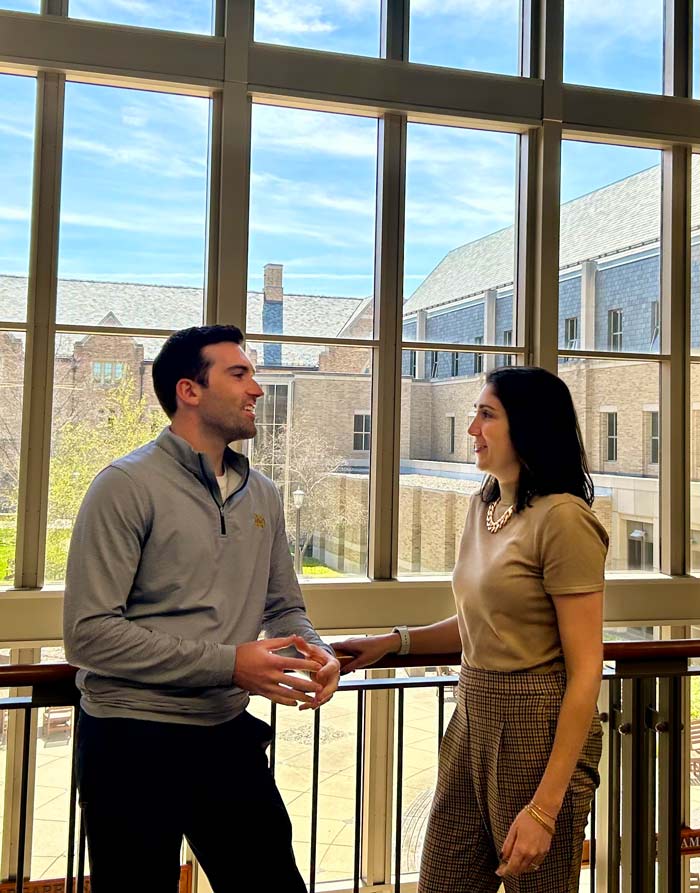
[0,0,697,638]
[1,0,700,886]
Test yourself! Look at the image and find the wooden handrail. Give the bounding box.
[0,663,78,688]
[2,639,700,689]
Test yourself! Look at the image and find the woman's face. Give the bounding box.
[468,384,521,483]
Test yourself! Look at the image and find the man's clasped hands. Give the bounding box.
[232,634,341,709]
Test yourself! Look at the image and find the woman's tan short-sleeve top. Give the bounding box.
[453,492,608,672]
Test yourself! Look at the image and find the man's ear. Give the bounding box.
[175,378,201,409]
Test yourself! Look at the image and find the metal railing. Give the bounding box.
[2,642,700,893]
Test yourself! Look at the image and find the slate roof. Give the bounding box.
[0,277,363,365]
[2,156,697,352]
[404,157,700,315]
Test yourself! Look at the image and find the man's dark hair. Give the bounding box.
[480,365,594,511]
[152,325,245,418]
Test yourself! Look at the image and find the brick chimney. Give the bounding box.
[262,263,283,367]
[263,263,283,303]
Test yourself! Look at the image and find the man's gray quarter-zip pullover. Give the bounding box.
[63,427,331,725]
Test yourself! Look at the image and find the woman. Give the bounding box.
[337,366,607,892]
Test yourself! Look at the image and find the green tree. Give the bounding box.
[252,424,368,572]
[46,375,164,581]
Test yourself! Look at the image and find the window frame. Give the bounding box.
[564,316,579,350]
[605,411,618,462]
[649,409,660,466]
[353,411,371,452]
[3,5,700,887]
[0,0,694,634]
[473,337,483,374]
[608,308,623,352]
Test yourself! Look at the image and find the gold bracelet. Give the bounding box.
[527,802,556,830]
[529,801,557,823]
[524,804,555,836]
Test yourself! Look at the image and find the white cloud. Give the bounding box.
[564,0,661,31]
[69,0,211,32]
[411,0,516,16]
[254,0,378,37]
[0,122,34,141]
[250,218,357,248]
[63,86,210,180]
[253,105,377,159]
[251,171,374,217]
[255,2,336,36]
[60,208,204,236]
[0,207,30,223]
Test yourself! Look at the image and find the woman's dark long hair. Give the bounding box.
[480,366,594,511]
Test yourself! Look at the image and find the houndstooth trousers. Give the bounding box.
[418,665,602,893]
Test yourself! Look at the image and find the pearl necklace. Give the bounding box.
[485,498,515,534]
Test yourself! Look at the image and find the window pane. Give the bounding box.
[69,0,214,34]
[398,349,515,576]
[245,341,372,578]
[690,366,700,574]
[248,105,376,339]
[0,333,25,585]
[0,1,38,10]
[391,678,458,885]
[47,334,168,583]
[0,648,9,863]
[564,0,663,94]
[696,9,700,98]
[559,358,660,575]
[247,674,364,888]
[403,125,518,347]
[0,74,36,323]
[29,646,74,882]
[691,157,700,356]
[559,142,662,355]
[57,84,209,329]
[254,1,380,57]
[409,1,519,76]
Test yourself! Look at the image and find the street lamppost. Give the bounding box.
[293,488,305,574]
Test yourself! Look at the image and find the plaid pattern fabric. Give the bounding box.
[418,665,602,893]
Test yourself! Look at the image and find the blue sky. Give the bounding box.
[0,1,683,310]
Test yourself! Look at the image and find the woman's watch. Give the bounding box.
[392,625,411,656]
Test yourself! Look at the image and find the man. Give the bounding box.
[64,324,340,893]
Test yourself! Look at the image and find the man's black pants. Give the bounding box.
[76,708,307,893]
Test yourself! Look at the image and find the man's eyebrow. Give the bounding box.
[224,364,252,374]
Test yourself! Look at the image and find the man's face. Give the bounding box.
[193,342,264,442]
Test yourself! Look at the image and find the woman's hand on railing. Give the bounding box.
[333,633,399,674]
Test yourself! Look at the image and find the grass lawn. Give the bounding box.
[301,557,342,577]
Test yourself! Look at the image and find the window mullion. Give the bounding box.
[520,120,561,371]
[664,0,692,100]
[14,72,65,589]
[661,0,691,587]
[369,112,406,581]
[209,82,251,329]
[660,145,691,578]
